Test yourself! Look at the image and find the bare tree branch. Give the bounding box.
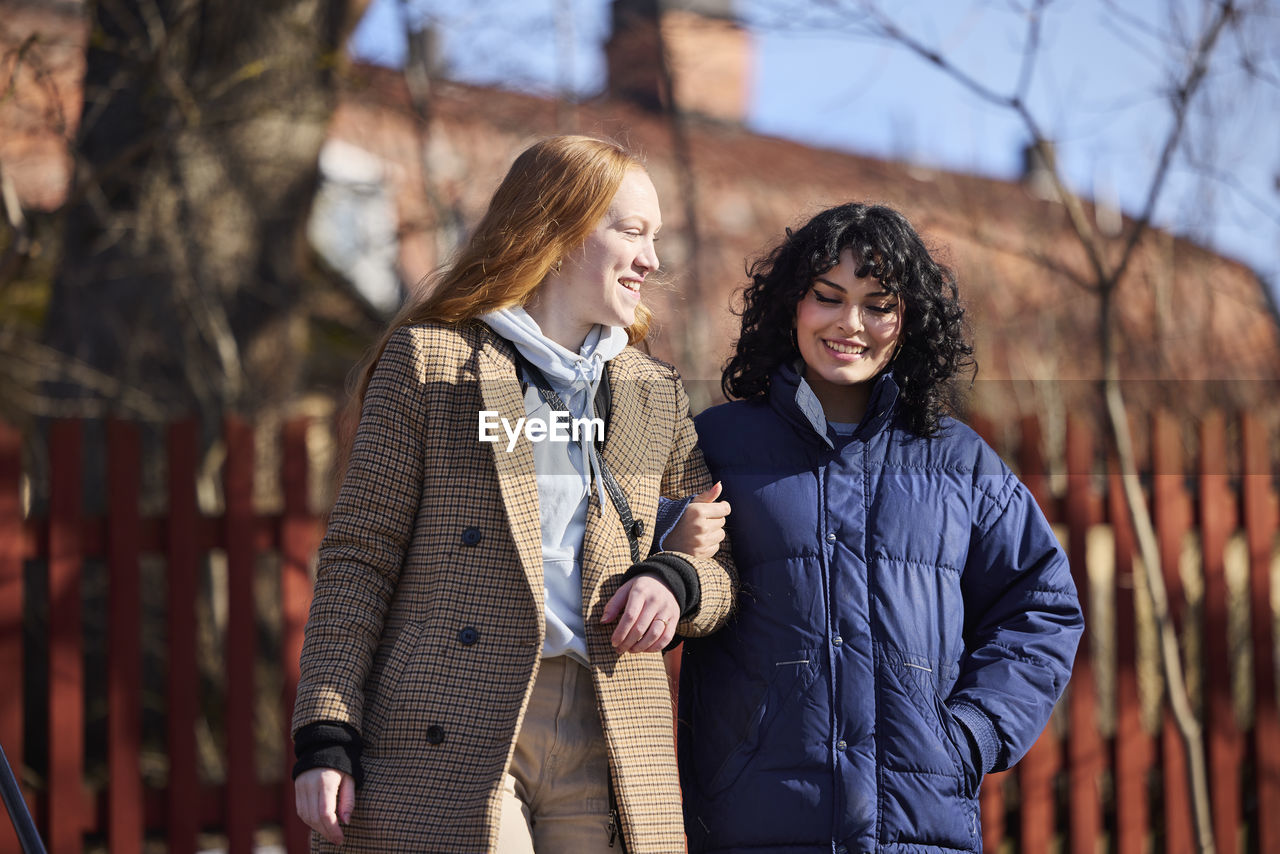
[1109,1,1236,290]
[1013,0,1048,105]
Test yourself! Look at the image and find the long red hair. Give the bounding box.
[339,135,652,466]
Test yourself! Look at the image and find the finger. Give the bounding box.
[629,622,663,653]
[691,481,722,503]
[338,772,356,824]
[691,531,723,559]
[319,773,345,844]
[632,615,675,653]
[705,500,732,518]
[611,598,646,650]
[685,503,731,523]
[656,614,678,648]
[601,579,633,624]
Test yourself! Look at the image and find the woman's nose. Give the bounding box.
[637,239,659,273]
[837,304,864,333]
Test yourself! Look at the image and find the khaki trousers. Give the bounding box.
[496,656,617,853]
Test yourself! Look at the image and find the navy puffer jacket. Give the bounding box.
[680,366,1083,854]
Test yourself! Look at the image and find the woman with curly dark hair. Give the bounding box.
[678,203,1083,853]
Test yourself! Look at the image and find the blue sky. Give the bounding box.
[349,0,1280,302]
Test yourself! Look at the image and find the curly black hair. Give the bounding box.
[723,203,974,436]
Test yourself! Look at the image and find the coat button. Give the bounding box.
[461,526,483,546]
[425,725,445,745]
[458,627,479,645]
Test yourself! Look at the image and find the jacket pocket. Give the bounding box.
[875,651,979,849]
[361,621,423,751]
[699,648,820,796]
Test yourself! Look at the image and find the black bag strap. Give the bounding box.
[513,353,644,564]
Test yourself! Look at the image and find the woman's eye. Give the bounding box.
[813,292,841,305]
[868,303,899,315]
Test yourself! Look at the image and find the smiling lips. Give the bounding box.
[619,278,643,295]
[824,339,867,358]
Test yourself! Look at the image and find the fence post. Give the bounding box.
[106,421,143,851]
[1110,456,1152,853]
[0,423,25,854]
[280,419,315,853]
[47,420,84,853]
[1014,415,1062,852]
[1200,413,1241,854]
[1152,411,1194,853]
[1065,416,1102,854]
[1242,413,1279,851]
[167,420,200,854]
[224,417,256,853]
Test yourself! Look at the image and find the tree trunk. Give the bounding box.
[43,0,363,427]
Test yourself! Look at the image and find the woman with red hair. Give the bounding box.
[291,135,734,852]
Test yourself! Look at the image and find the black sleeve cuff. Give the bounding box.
[623,553,702,620]
[292,721,364,787]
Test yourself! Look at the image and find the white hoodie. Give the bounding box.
[480,307,629,663]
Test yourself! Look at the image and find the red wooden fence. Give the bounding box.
[0,418,324,853]
[0,411,1277,852]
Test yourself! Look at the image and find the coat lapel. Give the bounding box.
[477,335,545,611]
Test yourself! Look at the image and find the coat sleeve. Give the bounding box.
[291,327,430,736]
[655,370,737,638]
[947,467,1084,776]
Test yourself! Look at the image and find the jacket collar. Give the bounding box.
[769,361,900,448]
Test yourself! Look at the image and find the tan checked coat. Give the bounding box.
[293,321,736,852]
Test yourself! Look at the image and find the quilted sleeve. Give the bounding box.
[948,468,1084,775]
[292,327,430,736]
[656,370,737,638]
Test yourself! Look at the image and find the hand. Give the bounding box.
[662,482,731,559]
[295,767,355,845]
[601,574,680,653]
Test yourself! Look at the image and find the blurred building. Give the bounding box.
[4,0,1278,424]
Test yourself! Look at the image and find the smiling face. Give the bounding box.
[794,247,904,422]
[531,167,662,349]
